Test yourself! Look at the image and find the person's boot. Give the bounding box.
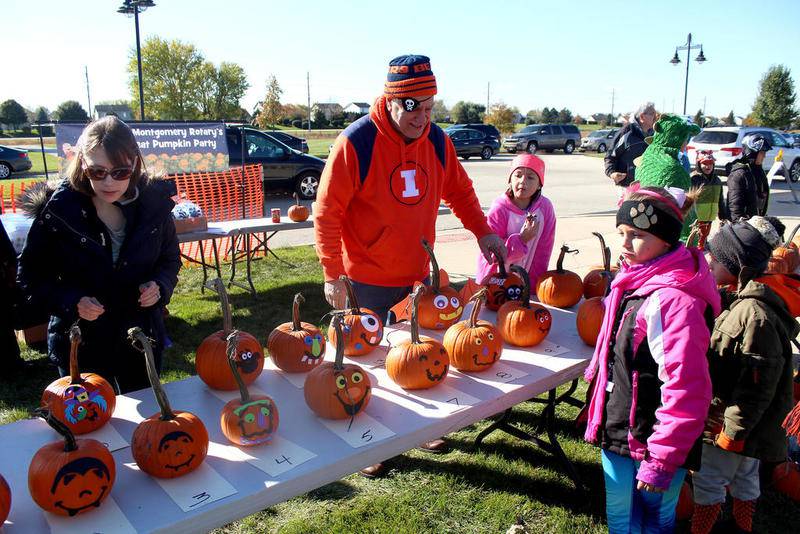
[690,502,721,534]
[732,498,756,533]
[417,438,448,454]
[359,462,387,479]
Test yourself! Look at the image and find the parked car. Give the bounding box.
[783,132,800,148]
[580,128,618,153]
[686,126,800,182]
[446,128,500,160]
[263,130,309,153]
[0,145,33,179]
[502,124,581,154]
[226,127,326,199]
[445,123,502,140]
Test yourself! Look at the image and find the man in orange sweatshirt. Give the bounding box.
[314,54,505,321]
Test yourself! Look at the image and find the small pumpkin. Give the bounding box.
[196,278,264,390]
[304,314,372,419]
[0,473,8,524]
[418,239,463,329]
[768,223,800,274]
[536,245,583,308]
[267,293,326,372]
[497,265,552,347]
[129,328,209,479]
[386,285,450,389]
[443,288,502,372]
[582,232,617,299]
[327,276,383,357]
[220,331,279,446]
[772,461,800,502]
[41,324,116,435]
[576,297,605,347]
[28,408,115,517]
[483,259,524,311]
[288,193,310,222]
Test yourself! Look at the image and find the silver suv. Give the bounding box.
[580,128,618,153]
[503,124,581,154]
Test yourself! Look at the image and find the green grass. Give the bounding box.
[4,245,798,533]
[307,137,336,158]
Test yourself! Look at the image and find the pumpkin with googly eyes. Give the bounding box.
[267,293,326,373]
[418,239,463,330]
[443,288,503,372]
[327,276,384,357]
[497,266,552,347]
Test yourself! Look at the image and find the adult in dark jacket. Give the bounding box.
[0,218,24,374]
[726,133,771,220]
[17,116,180,394]
[604,102,656,187]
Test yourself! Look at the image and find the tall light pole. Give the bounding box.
[117,0,156,120]
[670,33,707,116]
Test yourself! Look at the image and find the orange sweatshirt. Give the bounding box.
[314,96,492,286]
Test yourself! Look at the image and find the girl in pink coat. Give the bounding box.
[476,154,556,287]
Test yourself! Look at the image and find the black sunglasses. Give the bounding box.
[83,164,134,181]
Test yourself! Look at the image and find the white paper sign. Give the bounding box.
[264,358,308,389]
[207,385,269,404]
[45,496,137,534]
[319,413,395,448]
[462,361,530,384]
[402,383,480,412]
[529,339,571,356]
[243,435,317,476]
[125,462,237,512]
[85,423,130,452]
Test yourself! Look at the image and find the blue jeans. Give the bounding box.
[349,279,427,326]
[601,449,686,534]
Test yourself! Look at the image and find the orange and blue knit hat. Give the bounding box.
[384,55,438,108]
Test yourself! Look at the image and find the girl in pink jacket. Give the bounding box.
[584,186,721,533]
[476,154,555,287]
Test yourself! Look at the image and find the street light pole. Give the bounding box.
[670,33,707,116]
[117,1,155,120]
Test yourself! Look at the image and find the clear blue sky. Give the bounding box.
[4,0,800,119]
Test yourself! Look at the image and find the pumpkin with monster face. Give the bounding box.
[268,293,326,372]
[497,266,552,346]
[304,315,372,419]
[418,239,463,330]
[387,285,450,389]
[196,279,264,390]
[482,259,524,311]
[327,276,383,357]
[28,408,115,517]
[443,288,503,372]
[220,331,279,446]
[129,328,209,478]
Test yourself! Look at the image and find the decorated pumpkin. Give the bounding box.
[386,285,450,389]
[129,328,208,478]
[675,481,694,521]
[768,223,800,274]
[443,288,502,372]
[267,293,326,372]
[41,324,115,435]
[196,278,264,390]
[772,461,800,502]
[327,276,383,357]
[582,232,617,299]
[0,473,8,524]
[28,408,115,517]
[220,331,279,446]
[304,315,372,420]
[418,239,463,329]
[288,193,310,222]
[497,266,552,347]
[483,259,524,312]
[536,245,583,308]
[576,296,605,347]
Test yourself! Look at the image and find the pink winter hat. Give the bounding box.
[508,153,545,185]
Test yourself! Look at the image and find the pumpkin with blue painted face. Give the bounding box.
[328,276,383,357]
[418,239,463,329]
[268,293,326,372]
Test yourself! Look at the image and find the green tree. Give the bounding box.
[693,109,704,126]
[450,101,485,124]
[431,100,449,123]
[752,65,798,129]
[525,109,543,124]
[53,101,89,122]
[255,75,284,129]
[195,61,249,120]
[0,99,29,130]
[483,102,517,134]
[541,107,558,123]
[557,107,573,123]
[724,110,736,126]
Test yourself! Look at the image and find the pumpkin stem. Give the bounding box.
[509,265,531,308]
[421,238,440,293]
[556,245,578,273]
[35,407,78,453]
[468,287,488,328]
[68,323,83,384]
[128,327,174,421]
[409,284,424,344]
[331,314,345,371]
[496,254,508,278]
[292,293,304,331]
[784,223,800,248]
[339,276,360,315]
[592,232,610,272]
[211,278,233,334]
[226,331,251,404]
[294,192,301,207]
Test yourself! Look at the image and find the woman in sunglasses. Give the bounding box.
[17,116,180,393]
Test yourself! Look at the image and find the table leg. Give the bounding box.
[199,240,208,293]
[228,234,239,289]
[211,239,222,279]
[244,231,256,297]
[263,230,295,268]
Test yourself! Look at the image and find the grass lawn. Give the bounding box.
[4,245,798,532]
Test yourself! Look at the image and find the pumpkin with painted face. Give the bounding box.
[327,276,383,357]
[41,325,116,435]
[268,293,326,372]
[418,239,463,329]
[497,266,552,346]
[129,328,208,478]
[482,260,524,311]
[196,279,264,390]
[443,288,503,372]
[536,245,583,308]
[304,315,372,420]
[220,331,279,446]
[387,285,450,389]
[28,408,115,517]
[0,473,9,524]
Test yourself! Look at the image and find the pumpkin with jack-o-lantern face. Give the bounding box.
[268,293,326,372]
[497,266,552,346]
[443,288,503,372]
[327,276,383,357]
[417,239,463,330]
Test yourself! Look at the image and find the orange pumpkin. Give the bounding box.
[417,239,463,329]
[498,265,552,346]
[196,279,264,390]
[576,297,605,347]
[675,481,694,521]
[327,276,383,357]
[443,288,503,372]
[129,328,208,479]
[583,232,617,299]
[28,408,115,517]
[768,223,800,274]
[220,331,279,446]
[483,259,525,311]
[772,461,800,502]
[267,293,326,372]
[288,193,310,222]
[41,324,116,435]
[304,315,372,419]
[537,245,583,308]
[387,285,450,389]
[0,473,8,524]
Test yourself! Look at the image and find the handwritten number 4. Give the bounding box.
[275,455,293,465]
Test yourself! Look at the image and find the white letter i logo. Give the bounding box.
[399,169,419,198]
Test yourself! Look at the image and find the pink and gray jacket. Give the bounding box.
[584,245,721,489]
[476,192,556,287]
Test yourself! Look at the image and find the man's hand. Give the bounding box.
[138,281,161,308]
[324,279,348,309]
[519,214,540,243]
[610,172,628,185]
[77,296,105,321]
[478,233,507,264]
